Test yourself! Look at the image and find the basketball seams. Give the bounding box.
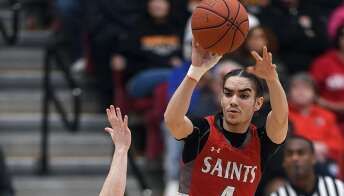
[221,0,230,19]
[197,6,239,31]
[192,24,225,31]
[192,9,227,31]
[205,0,244,51]
[204,24,234,50]
[229,27,237,52]
[197,6,240,32]
[192,0,249,54]
[238,19,248,25]
[231,1,245,37]
[222,0,231,20]
[209,0,245,52]
[222,0,245,37]
[197,3,245,37]
[192,18,247,32]
[197,6,227,20]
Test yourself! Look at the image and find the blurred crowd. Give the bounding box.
[4,0,344,195]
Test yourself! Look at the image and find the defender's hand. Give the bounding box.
[105,106,131,151]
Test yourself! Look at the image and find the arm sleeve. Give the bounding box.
[181,117,210,163]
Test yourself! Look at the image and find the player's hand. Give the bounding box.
[191,38,222,69]
[105,105,131,152]
[246,46,278,82]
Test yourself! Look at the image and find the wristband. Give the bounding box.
[187,65,207,82]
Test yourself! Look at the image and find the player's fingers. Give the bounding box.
[268,52,273,63]
[109,105,118,121]
[124,115,129,129]
[251,51,263,62]
[106,108,111,119]
[272,64,277,68]
[192,38,200,49]
[104,127,113,134]
[262,46,268,60]
[106,108,116,124]
[116,107,123,122]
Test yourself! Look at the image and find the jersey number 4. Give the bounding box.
[221,186,235,196]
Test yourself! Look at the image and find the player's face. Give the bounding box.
[221,76,263,126]
[283,139,316,180]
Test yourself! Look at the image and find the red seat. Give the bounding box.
[113,70,168,160]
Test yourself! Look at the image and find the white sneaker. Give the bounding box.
[164,180,179,196]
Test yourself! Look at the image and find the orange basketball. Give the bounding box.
[191,0,249,54]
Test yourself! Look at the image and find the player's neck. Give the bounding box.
[222,120,250,134]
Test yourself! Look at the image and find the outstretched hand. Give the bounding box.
[191,38,222,68]
[247,46,278,81]
[105,105,131,152]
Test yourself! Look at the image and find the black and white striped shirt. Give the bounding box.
[270,176,344,196]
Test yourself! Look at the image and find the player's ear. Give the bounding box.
[254,96,264,111]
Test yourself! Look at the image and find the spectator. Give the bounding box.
[263,0,328,74]
[122,0,184,99]
[24,0,53,30]
[328,3,344,41]
[288,73,344,177]
[310,0,342,20]
[53,0,84,64]
[268,136,344,196]
[310,24,344,133]
[87,0,144,109]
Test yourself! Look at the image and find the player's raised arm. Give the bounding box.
[99,106,131,196]
[164,40,222,140]
[247,46,288,144]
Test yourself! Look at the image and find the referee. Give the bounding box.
[270,136,344,196]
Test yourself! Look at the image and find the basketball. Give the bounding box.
[191,0,249,54]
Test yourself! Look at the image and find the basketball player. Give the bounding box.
[164,40,288,195]
[270,136,344,196]
[99,105,131,196]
